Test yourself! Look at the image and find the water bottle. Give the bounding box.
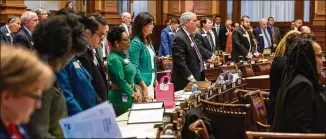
[238,69,243,78]
[191,83,198,95]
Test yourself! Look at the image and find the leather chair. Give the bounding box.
[246,131,326,139]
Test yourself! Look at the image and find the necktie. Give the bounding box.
[127,25,131,36]
[92,48,99,66]
[7,124,23,139]
[207,31,215,52]
[216,25,220,36]
[263,29,272,48]
[189,34,203,72]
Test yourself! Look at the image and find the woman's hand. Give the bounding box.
[132,89,142,102]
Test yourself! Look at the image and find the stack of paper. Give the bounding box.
[59,101,122,138]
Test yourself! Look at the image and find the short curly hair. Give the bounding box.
[32,14,87,61]
[107,26,126,47]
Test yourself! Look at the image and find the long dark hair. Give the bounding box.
[131,12,154,45]
[280,38,319,92]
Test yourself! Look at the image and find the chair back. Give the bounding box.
[200,100,251,139]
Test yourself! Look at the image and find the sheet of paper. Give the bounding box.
[246,75,269,79]
[128,108,164,124]
[119,124,156,138]
[131,102,163,110]
[59,101,122,138]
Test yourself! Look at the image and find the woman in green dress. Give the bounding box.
[107,26,148,116]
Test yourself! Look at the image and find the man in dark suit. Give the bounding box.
[267,17,281,47]
[33,7,48,22]
[159,18,180,57]
[13,11,39,49]
[231,15,258,61]
[0,16,21,44]
[212,14,223,51]
[219,20,233,52]
[172,12,216,91]
[78,14,108,102]
[120,12,132,36]
[195,17,215,53]
[253,18,273,54]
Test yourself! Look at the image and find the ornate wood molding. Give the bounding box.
[0,1,26,24]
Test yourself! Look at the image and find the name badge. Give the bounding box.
[202,34,207,37]
[73,61,81,69]
[6,33,10,36]
[259,34,264,36]
[191,42,194,47]
[124,59,129,63]
[225,32,229,36]
[122,93,128,102]
[31,41,34,46]
[169,32,173,35]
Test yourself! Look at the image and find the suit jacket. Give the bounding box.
[0,120,30,139]
[159,27,175,56]
[13,27,34,49]
[129,37,157,86]
[56,57,97,116]
[77,48,108,102]
[195,29,214,53]
[268,25,281,45]
[212,24,224,50]
[27,84,66,138]
[218,26,229,51]
[0,25,12,44]
[171,28,212,91]
[272,74,326,133]
[253,27,273,53]
[231,26,255,61]
[120,23,131,36]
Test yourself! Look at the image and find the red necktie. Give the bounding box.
[127,26,131,36]
[6,124,23,139]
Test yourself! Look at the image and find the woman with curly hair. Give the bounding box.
[26,11,88,138]
[272,39,326,133]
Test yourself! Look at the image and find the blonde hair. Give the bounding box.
[0,44,54,93]
[274,30,301,57]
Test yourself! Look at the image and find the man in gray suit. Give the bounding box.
[120,12,132,36]
[268,17,281,48]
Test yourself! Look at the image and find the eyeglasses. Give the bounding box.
[19,92,42,101]
[94,32,107,40]
[315,53,323,58]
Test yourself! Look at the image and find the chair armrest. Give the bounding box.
[256,121,271,131]
[189,119,210,139]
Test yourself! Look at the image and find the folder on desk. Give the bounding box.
[131,101,164,110]
[127,108,164,124]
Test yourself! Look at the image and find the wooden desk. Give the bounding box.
[245,75,270,91]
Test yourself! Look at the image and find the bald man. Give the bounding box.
[253,18,273,54]
[300,26,311,34]
[120,12,132,36]
[219,20,232,51]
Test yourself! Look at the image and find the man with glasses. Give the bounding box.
[33,7,48,22]
[77,14,109,102]
[0,16,21,44]
[13,11,39,49]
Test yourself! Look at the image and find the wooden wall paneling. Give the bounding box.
[193,1,211,15]
[168,1,181,14]
[156,0,163,26]
[232,0,241,23]
[0,0,27,25]
[219,0,228,25]
[312,26,326,51]
[101,1,120,25]
[294,0,304,20]
[152,26,165,53]
[86,0,95,14]
[181,1,185,13]
[313,0,326,26]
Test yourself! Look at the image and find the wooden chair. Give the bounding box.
[246,131,326,139]
[257,62,271,75]
[220,64,238,74]
[189,119,210,139]
[199,99,252,139]
[244,90,271,131]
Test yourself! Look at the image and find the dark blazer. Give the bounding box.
[267,56,287,125]
[253,27,273,53]
[26,84,66,138]
[212,25,223,51]
[268,25,281,45]
[159,27,174,56]
[0,120,30,139]
[13,27,34,49]
[272,74,326,133]
[231,26,255,61]
[77,48,108,102]
[195,29,214,53]
[0,25,12,44]
[171,28,212,91]
[218,26,229,51]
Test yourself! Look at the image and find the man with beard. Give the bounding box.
[231,15,257,61]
